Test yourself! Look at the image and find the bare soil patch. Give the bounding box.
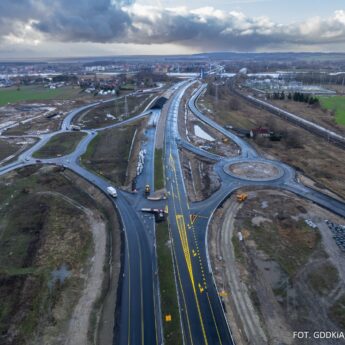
[180,149,220,202]
[228,161,280,180]
[209,189,345,345]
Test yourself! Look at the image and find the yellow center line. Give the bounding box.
[169,141,209,345]
[169,180,194,345]
[175,213,208,345]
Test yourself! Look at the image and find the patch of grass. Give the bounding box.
[156,222,182,345]
[0,166,99,342]
[308,262,339,295]
[154,148,164,190]
[329,294,345,328]
[76,94,153,129]
[0,139,18,161]
[232,235,245,263]
[0,85,81,106]
[81,122,140,185]
[120,83,135,91]
[319,96,345,125]
[250,219,321,277]
[250,289,261,310]
[273,285,287,299]
[33,132,85,158]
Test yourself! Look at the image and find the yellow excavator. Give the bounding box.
[236,193,248,203]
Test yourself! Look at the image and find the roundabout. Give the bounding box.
[224,160,284,182]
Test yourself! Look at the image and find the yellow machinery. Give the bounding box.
[236,193,248,202]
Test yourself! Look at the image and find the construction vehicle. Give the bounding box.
[141,208,166,222]
[236,193,248,203]
[145,184,150,195]
[107,186,118,198]
[69,125,81,131]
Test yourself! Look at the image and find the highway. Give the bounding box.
[1,78,345,345]
[163,81,235,345]
[163,80,345,345]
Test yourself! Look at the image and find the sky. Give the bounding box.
[0,0,345,58]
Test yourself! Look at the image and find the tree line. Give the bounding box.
[267,91,319,105]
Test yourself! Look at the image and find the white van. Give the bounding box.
[107,186,118,198]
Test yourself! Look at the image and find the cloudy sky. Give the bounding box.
[1,0,345,58]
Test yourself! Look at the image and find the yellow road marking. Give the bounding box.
[170,152,208,344]
[176,214,194,286]
[175,213,208,344]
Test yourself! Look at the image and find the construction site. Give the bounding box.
[209,189,345,345]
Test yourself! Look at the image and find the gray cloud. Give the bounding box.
[33,0,131,42]
[124,6,345,50]
[0,0,345,52]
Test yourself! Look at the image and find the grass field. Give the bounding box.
[81,122,140,185]
[308,262,339,295]
[250,218,320,277]
[33,132,85,158]
[154,149,164,190]
[0,139,18,161]
[156,222,182,345]
[319,96,345,125]
[0,166,98,343]
[76,94,153,129]
[0,85,81,106]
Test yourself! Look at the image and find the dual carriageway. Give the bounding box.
[1,79,345,344]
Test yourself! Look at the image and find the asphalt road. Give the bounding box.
[163,80,235,345]
[0,97,162,345]
[1,79,345,345]
[163,81,345,345]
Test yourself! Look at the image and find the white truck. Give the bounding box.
[107,186,118,198]
[69,125,81,131]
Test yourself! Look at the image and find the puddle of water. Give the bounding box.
[194,125,215,141]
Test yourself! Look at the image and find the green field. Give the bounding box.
[154,149,164,190]
[33,132,85,158]
[156,222,182,345]
[81,123,139,185]
[0,166,95,342]
[319,96,345,125]
[0,85,81,106]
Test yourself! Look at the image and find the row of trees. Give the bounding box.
[268,91,319,105]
